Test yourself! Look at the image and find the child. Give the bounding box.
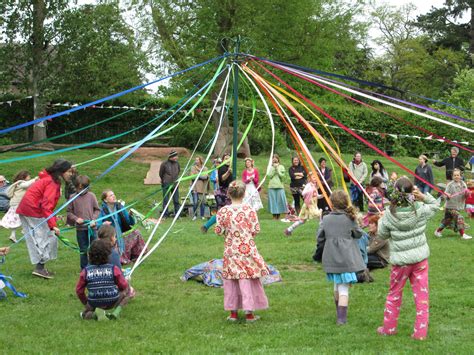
[434,169,471,240]
[67,176,101,269]
[98,225,136,298]
[1,171,37,243]
[385,172,398,200]
[362,176,385,226]
[215,180,269,322]
[242,157,263,211]
[284,173,321,236]
[465,180,474,219]
[97,224,121,269]
[76,239,130,321]
[317,190,365,325]
[377,177,439,340]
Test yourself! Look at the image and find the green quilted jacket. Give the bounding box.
[377,193,439,266]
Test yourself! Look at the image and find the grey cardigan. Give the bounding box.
[317,211,366,273]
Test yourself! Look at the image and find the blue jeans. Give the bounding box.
[162,183,180,217]
[77,229,97,269]
[418,185,431,194]
[192,192,206,217]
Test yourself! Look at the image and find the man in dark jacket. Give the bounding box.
[433,147,465,181]
[159,151,181,217]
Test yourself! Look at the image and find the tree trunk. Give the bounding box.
[32,0,48,141]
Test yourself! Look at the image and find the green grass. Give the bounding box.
[0,149,473,353]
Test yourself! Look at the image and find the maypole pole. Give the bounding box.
[231,35,241,179]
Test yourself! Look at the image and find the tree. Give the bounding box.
[50,4,148,102]
[415,0,473,66]
[0,1,71,141]
[0,2,149,141]
[134,0,369,156]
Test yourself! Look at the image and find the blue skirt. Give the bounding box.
[268,188,288,214]
[326,272,358,284]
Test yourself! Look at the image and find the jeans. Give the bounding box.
[77,229,97,269]
[162,183,180,217]
[419,185,431,194]
[192,192,206,217]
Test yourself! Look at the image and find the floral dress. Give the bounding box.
[215,204,268,279]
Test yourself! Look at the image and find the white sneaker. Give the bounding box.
[192,216,197,221]
[461,234,472,240]
[434,230,442,238]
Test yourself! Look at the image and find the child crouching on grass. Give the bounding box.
[76,239,130,321]
[215,180,269,323]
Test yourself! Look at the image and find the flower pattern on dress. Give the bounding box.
[215,203,268,279]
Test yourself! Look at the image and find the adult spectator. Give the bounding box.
[268,154,288,220]
[159,150,181,217]
[414,155,434,194]
[317,157,333,212]
[288,156,307,215]
[348,152,368,212]
[433,147,465,181]
[370,160,389,189]
[0,175,10,212]
[190,156,209,220]
[17,159,73,279]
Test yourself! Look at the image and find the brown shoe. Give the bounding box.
[32,269,54,279]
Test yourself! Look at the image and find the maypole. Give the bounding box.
[231,35,241,179]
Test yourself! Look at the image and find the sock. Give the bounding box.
[459,229,465,236]
[36,263,45,271]
[10,230,16,238]
[288,220,304,232]
[436,227,444,232]
[337,306,348,324]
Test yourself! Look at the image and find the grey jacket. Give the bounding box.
[317,211,366,273]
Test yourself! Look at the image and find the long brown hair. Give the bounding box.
[330,189,358,221]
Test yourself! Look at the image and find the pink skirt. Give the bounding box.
[223,278,269,311]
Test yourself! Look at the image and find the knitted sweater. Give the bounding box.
[445,180,467,210]
[268,164,286,189]
[349,160,368,184]
[377,194,439,266]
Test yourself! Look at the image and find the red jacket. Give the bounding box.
[16,170,61,229]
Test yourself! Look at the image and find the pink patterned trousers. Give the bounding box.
[381,259,429,339]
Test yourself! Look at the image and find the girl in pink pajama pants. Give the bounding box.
[376,177,439,340]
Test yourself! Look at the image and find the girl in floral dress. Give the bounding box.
[1,171,37,243]
[215,180,269,322]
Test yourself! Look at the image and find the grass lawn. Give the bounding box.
[0,149,472,353]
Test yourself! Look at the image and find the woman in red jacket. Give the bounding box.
[17,159,73,279]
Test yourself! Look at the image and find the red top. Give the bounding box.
[75,265,128,305]
[242,168,259,186]
[466,187,474,205]
[16,170,61,229]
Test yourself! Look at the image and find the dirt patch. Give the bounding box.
[115,147,191,164]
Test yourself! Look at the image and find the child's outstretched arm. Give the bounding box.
[0,247,10,256]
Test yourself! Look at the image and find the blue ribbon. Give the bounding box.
[0,273,27,298]
[12,63,228,248]
[0,54,227,136]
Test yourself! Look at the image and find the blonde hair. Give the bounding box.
[244,157,254,167]
[467,180,474,188]
[419,154,428,163]
[228,180,246,199]
[330,189,358,220]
